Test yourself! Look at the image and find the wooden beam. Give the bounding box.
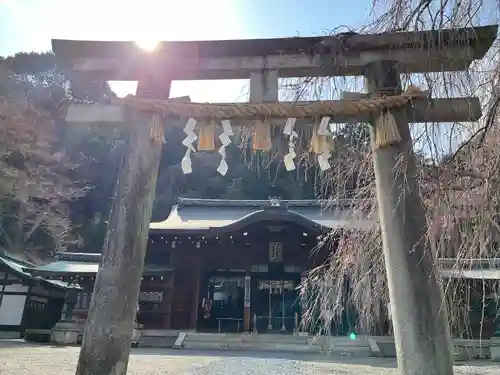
[65,96,191,124]
[65,97,482,125]
[342,90,431,100]
[52,25,498,81]
[249,70,278,102]
[63,45,476,81]
[66,104,126,124]
[408,97,481,123]
[52,25,497,61]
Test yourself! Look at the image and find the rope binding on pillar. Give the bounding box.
[370,85,422,149]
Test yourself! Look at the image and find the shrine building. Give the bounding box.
[32,198,367,334]
[29,197,500,339]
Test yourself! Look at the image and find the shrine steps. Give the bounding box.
[182,332,312,352]
[0,331,21,339]
[99,329,496,360]
[138,330,181,348]
[310,336,373,357]
[178,332,373,356]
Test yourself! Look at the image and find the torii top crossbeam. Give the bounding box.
[52,25,498,81]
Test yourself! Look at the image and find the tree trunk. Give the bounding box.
[364,60,453,375]
[75,118,163,375]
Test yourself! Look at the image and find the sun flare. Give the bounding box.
[135,39,159,51]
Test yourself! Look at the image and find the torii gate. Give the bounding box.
[52,25,497,375]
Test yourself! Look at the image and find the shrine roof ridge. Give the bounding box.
[54,252,100,263]
[438,258,500,269]
[32,252,174,276]
[52,24,497,60]
[148,197,374,234]
[176,197,364,208]
[0,255,71,290]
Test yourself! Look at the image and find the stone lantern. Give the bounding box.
[60,281,81,322]
[51,281,84,345]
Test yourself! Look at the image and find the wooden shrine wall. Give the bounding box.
[66,226,329,331]
[165,225,329,330]
[170,248,201,330]
[198,231,328,272]
[137,275,174,329]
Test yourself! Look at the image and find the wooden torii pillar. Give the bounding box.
[73,54,174,375]
[365,60,453,375]
[52,24,497,375]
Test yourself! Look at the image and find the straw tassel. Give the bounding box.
[374,109,402,148]
[309,117,333,171]
[309,120,331,154]
[252,119,272,151]
[197,120,216,151]
[149,114,165,144]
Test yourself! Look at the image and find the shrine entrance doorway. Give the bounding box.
[252,278,301,333]
[198,273,245,333]
[198,268,303,334]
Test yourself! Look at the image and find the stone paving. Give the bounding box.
[0,340,499,375]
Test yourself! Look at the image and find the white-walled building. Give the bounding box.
[0,255,69,339]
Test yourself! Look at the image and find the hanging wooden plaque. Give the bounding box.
[268,242,283,263]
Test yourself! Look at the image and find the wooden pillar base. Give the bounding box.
[244,307,250,332]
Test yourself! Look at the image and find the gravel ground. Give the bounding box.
[0,340,498,375]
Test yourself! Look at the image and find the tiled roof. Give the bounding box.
[150,198,372,233]
[30,253,174,276]
[0,256,71,290]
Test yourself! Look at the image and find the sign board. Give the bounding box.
[268,242,283,262]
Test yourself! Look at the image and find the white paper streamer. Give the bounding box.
[317,152,331,171]
[318,116,331,136]
[181,149,193,174]
[221,119,234,137]
[284,147,296,171]
[217,120,234,175]
[283,118,297,171]
[181,118,197,174]
[318,116,331,171]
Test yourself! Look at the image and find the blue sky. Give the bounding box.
[0,0,373,100]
